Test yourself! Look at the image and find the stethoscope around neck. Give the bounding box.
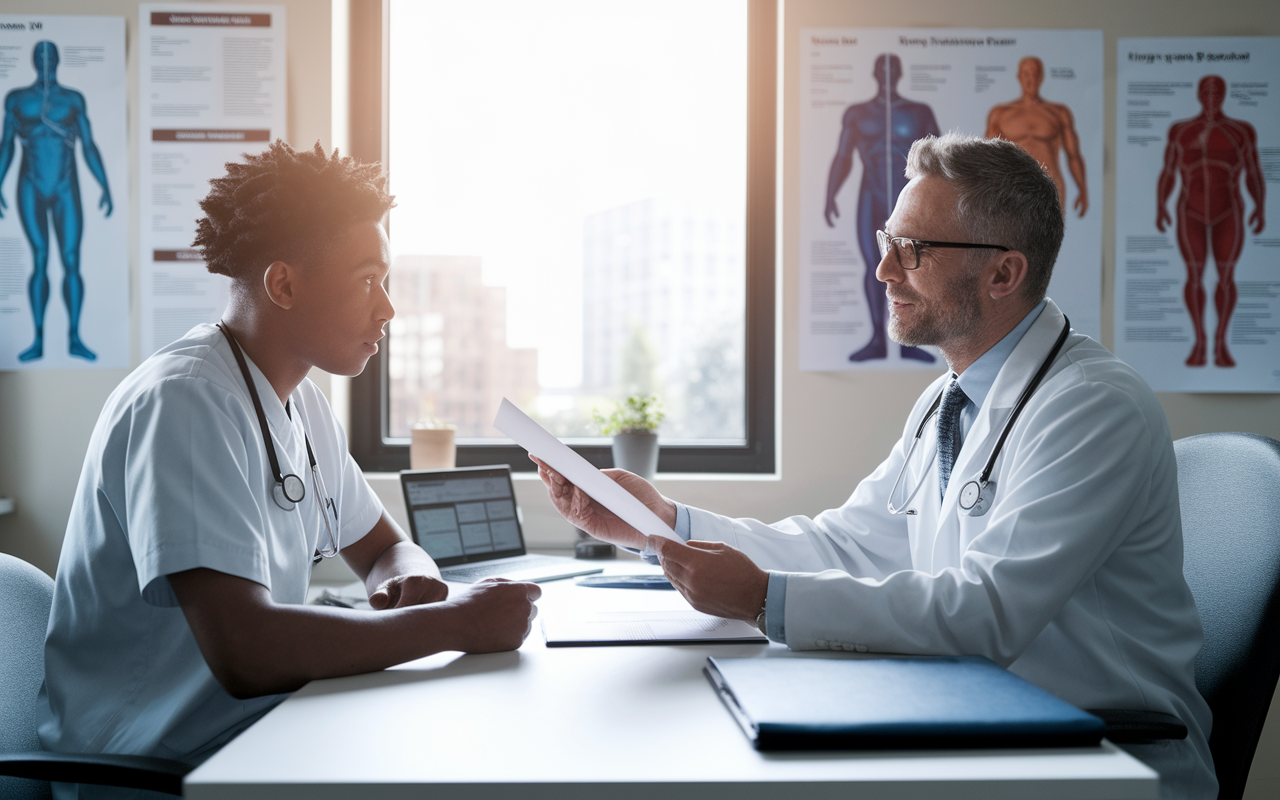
[217,323,340,561]
[887,316,1072,518]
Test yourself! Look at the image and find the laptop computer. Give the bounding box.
[400,465,604,583]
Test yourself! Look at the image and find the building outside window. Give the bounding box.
[352,0,776,472]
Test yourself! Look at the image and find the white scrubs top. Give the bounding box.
[37,324,383,787]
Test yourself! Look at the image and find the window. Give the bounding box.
[349,0,775,473]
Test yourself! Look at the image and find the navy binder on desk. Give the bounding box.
[704,655,1105,751]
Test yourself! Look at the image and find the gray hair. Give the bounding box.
[905,132,1063,303]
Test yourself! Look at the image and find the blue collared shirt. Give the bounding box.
[672,300,1048,644]
[952,300,1046,441]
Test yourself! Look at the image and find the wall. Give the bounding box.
[2,0,1278,795]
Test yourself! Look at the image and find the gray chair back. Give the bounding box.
[1176,432,1280,800]
[0,553,54,800]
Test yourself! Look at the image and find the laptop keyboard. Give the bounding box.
[442,555,564,582]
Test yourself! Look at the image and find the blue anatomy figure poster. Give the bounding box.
[800,29,1102,371]
[0,15,127,370]
[823,53,941,364]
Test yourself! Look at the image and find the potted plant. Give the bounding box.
[593,394,665,480]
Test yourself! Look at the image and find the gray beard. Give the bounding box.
[887,270,984,347]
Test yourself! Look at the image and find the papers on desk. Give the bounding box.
[543,610,767,647]
[493,398,681,543]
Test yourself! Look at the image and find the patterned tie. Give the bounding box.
[936,380,969,499]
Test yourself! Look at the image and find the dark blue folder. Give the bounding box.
[704,655,1105,751]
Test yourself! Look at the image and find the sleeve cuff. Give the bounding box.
[617,539,659,564]
[765,571,788,644]
[674,503,692,541]
[336,492,384,553]
[140,541,271,607]
[620,503,690,565]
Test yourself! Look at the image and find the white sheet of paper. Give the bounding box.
[542,610,767,646]
[494,398,681,543]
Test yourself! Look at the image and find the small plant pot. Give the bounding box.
[611,432,659,480]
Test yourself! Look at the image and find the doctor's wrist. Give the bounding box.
[746,569,769,628]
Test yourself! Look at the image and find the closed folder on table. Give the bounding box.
[704,655,1105,751]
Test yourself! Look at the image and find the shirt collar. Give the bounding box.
[214,326,303,451]
[952,300,1047,412]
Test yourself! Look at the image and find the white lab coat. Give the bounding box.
[686,300,1216,799]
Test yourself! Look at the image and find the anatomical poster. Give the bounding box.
[1115,37,1279,393]
[139,4,285,357]
[0,15,128,370]
[799,29,1103,372]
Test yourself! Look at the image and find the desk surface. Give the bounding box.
[185,561,1158,800]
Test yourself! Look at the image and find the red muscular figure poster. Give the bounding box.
[1158,76,1265,368]
[1116,38,1279,392]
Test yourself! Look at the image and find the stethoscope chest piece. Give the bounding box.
[959,479,995,517]
[271,477,301,511]
[272,473,306,511]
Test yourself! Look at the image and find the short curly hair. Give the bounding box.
[194,140,394,280]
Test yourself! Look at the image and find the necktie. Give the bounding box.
[937,380,968,498]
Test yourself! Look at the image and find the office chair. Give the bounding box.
[0,553,191,798]
[1176,432,1280,800]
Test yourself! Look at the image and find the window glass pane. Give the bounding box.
[387,0,747,442]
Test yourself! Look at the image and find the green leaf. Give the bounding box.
[591,394,665,435]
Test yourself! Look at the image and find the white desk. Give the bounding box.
[185,562,1158,800]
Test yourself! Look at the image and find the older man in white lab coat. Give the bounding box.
[536,132,1216,799]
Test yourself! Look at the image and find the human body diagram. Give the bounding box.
[1156,75,1265,368]
[986,56,1088,218]
[0,40,112,362]
[824,53,940,364]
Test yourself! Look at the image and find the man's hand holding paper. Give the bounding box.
[531,456,674,551]
[494,398,682,550]
[499,398,768,625]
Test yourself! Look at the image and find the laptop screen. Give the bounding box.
[399,466,526,566]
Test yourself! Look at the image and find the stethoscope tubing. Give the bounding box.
[217,323,340,559]
[975,316,1072,486]
[887,316,1071,515]
[217,322,317,502]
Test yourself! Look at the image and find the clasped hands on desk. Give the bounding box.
[184,560,1158,800]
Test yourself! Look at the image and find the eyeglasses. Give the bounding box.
[876,230,1010,271]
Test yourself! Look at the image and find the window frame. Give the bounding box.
[348,0,776,474]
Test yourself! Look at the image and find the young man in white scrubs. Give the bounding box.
[38,142,541,795]
[535,133,1216,799]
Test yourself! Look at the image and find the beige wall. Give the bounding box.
[2,0,1278,795]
